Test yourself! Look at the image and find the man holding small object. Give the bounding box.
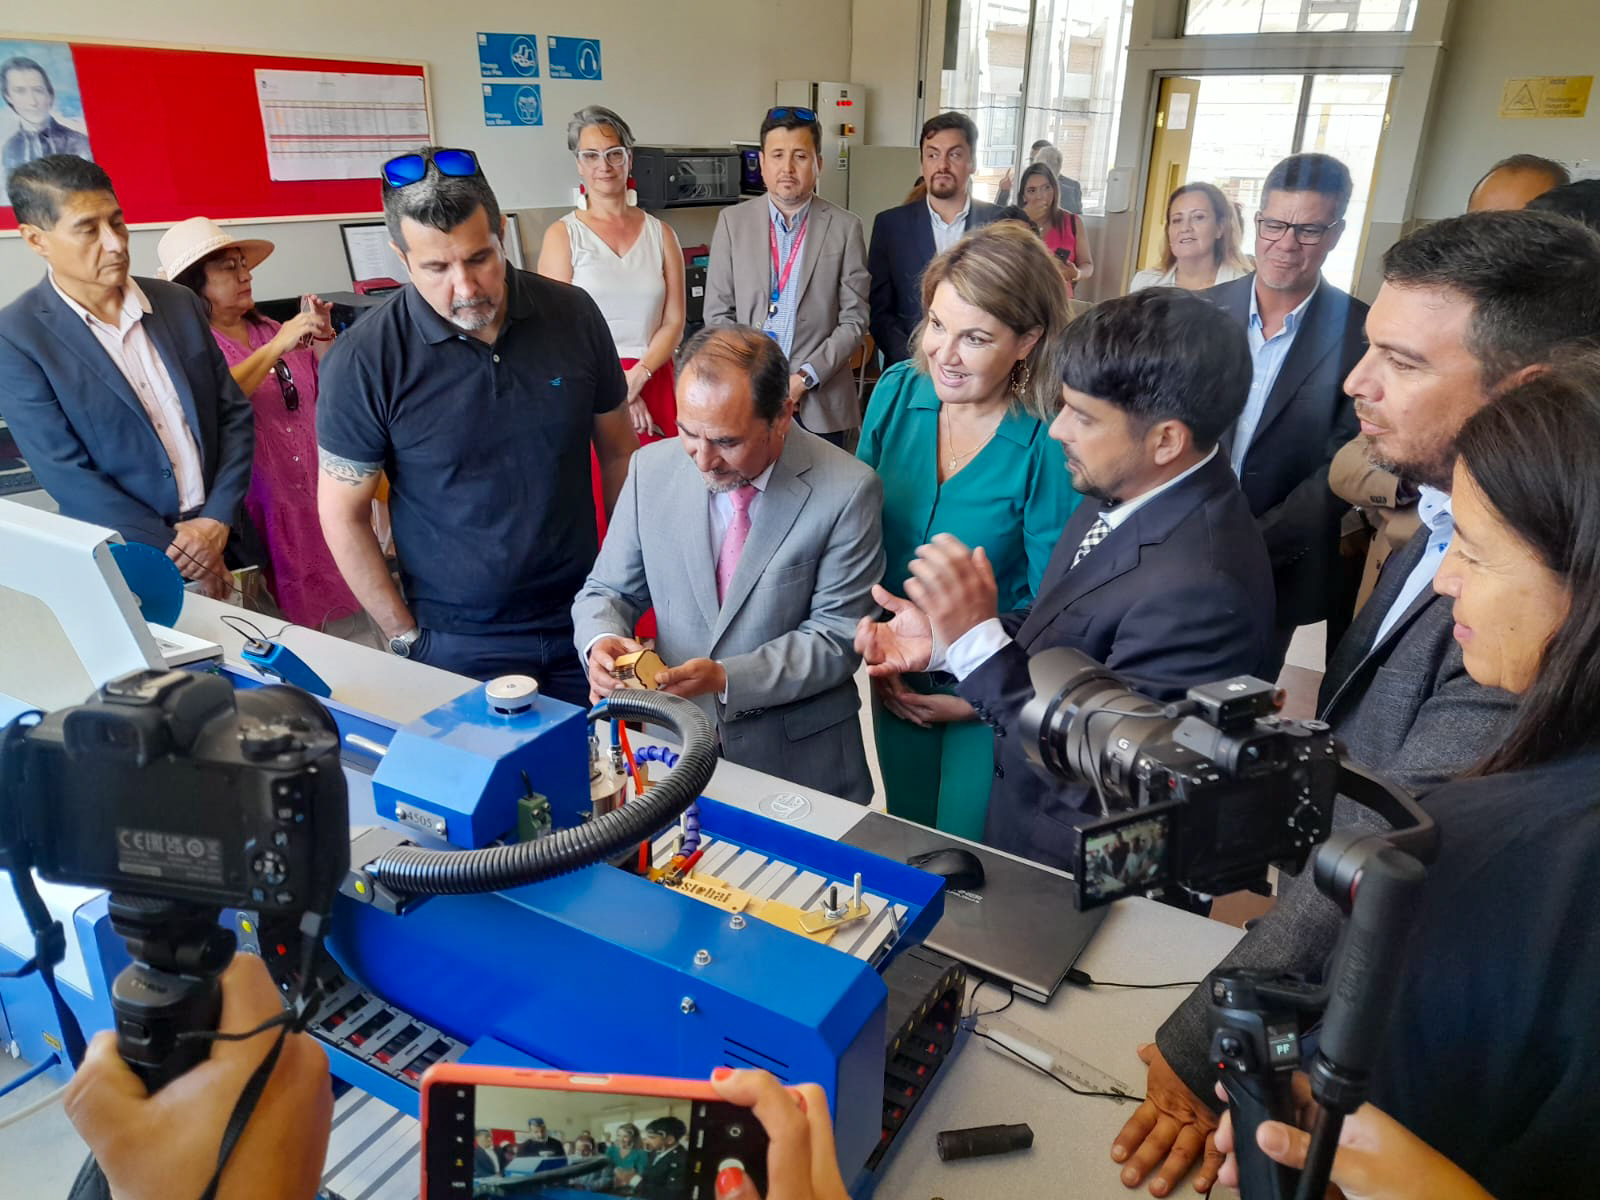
[574,327,883,805]
[317,146,636,705]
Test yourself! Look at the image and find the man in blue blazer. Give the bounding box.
[0,155,253,596]
[867,112,1003,367]
[856,290,1274,870]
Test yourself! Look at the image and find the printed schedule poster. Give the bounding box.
[547,36,602,81]
[478,33,539,79]
[482,83,542,127]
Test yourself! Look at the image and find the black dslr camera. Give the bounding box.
[1018,647,1338,909]
[0,669,347,1088]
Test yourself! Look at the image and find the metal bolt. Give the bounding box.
[694,949,712,966]
[680,997,697,1014]
[729,915,746,930]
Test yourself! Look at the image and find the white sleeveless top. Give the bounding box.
[562,210,666,358]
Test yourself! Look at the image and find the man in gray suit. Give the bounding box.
[1109,209,1600,1200]
[573,327,884,804]
[704,106,870,447]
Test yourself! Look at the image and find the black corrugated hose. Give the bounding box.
[366,691,717,896]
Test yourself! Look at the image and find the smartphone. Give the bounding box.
[420,1064,770,1200]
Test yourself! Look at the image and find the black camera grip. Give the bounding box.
[111,963,224,1091]
[1218,1064,1297,1200]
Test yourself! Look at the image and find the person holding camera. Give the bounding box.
[856,288,1275,870]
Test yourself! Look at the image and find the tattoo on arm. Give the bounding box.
[318,448,382,485]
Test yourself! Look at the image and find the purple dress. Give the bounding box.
[212,319,362,629]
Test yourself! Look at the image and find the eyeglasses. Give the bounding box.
[1255,214,1342,245]
[381,148,481,188]
[766,106,817,123]
[208,254,250,275]
[272,359,300,411]
[576,147,629,169]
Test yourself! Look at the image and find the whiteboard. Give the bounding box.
[339,211,524,283]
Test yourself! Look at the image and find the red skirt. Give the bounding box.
[592,358,676,639]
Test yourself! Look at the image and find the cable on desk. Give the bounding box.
[1066,969,1201,990]
[963,978,1015,1024]
[969,1029,1146,1104]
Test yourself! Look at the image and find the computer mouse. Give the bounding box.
[907,847,986,891]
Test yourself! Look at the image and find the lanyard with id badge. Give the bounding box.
[764,213,808,342]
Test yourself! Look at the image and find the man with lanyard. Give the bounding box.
[316,146,635,706]
[867,111,1003,367]
[705,106,869,446]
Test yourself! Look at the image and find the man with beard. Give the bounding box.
[705,107,869,446]
[854,289,1274,867]
[575,327,883,804]
[316,145,636,705]
[867,112,1003,367]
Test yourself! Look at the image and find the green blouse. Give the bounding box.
[858,360,1081,611]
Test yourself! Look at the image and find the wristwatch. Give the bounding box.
[388,626,422,657]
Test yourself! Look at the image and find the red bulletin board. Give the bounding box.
[0,41,429,231]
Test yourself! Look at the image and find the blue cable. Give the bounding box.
[636,745,700,855]
[0,1053,59,1101]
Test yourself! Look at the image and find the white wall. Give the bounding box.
[1413,0,1600,219]
[851,0,926,146]
[0,0,853,305]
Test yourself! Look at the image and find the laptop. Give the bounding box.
[842,813,1106,1003]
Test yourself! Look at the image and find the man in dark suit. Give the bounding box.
[856,290,1274,870]
[473,1130,499,1177]
[1204,153,1369,670]
[867,112,1002,367]
[621,1116,687,1200]
[1111,210,1600,1200]
[517,1117,562,1159]
[0,155,253,597]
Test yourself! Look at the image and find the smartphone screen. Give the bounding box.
[423,1074,770,1200]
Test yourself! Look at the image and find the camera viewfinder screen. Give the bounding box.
[427,1081,768,1200]
[1081,814,1171,902]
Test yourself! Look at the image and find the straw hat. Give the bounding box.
[156,217,275,281]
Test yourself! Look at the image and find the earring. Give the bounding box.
[1011,360,1032,398]
[577,183,589,212]
[626,175,639,208]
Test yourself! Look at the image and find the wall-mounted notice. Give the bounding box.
[1500,75,1593,119]
[257,69,429,181]
[483,83,543,127]
[547,36,602,81]
[478,33,539,79]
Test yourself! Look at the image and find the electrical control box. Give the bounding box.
[775,80,865,209]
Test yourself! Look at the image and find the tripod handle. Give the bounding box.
[110,963,224,1091]
[1211,1023,1298,1200]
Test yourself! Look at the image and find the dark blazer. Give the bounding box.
[0,274,254,549]
[1205,274,1368,627]
[868,198,1003,366]
[959,452,1276,870]
[1319,523,1516,792]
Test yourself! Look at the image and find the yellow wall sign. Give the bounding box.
[1500,75,1593,119]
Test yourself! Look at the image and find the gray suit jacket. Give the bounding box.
[1153,523,1517,1105]
[704,195,870,434]
[572,429,884,803]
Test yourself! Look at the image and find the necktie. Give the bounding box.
[1070,515,1112,569]
[717,485,759,603]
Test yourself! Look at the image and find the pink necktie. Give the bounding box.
[717,484,758,604]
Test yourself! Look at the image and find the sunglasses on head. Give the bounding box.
[766,106,817,123]
[381,148,481,189]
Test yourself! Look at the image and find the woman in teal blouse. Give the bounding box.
[858,222,1082,838]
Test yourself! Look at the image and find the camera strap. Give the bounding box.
[198,1023,289,1200]
[0,867,89,1068]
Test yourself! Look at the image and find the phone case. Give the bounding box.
[419,1064,742,1198]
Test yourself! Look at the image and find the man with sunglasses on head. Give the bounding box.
[705,106,869,447]
[316,146,635,705]
[0,154,254,599]
[1203,153,1370,673]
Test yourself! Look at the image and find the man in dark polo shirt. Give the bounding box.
[317,146,636,705]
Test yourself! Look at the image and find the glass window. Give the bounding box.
[940,0,1032,200]
[1184,0,1416,35]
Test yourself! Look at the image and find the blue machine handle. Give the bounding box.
[239,639,332,698]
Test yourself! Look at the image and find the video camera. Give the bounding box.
[0,668,348,1088]
[1018,647,1338,908]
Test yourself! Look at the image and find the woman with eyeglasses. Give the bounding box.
[1017,161,1094,298]
[539,105,685,445]
[159,216,362,631]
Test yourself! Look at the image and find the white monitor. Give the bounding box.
[339,211,525,285]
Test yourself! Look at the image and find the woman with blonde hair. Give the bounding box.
[857,222,1082,837]
[1130,181,1252,292]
